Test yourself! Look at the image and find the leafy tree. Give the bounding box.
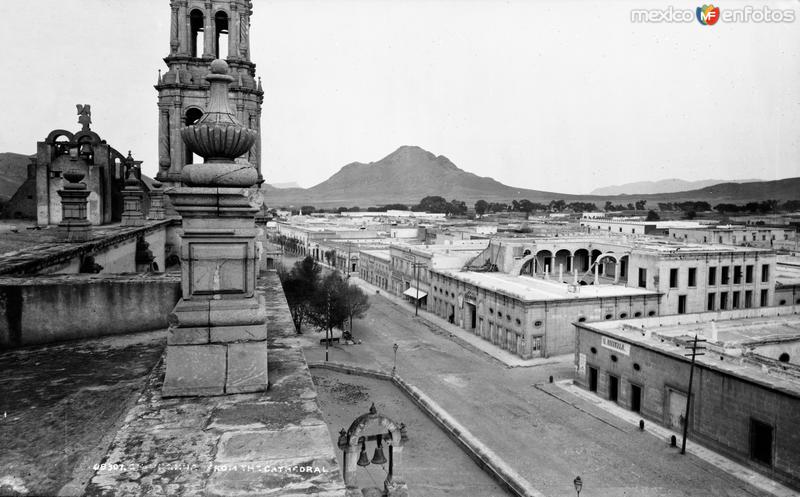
[447,199,467,216]
[342,283,370,339]
[324,249,336,266]
[604,201,613,211]
[646,210,660,221]
[415,196,450,213]
[635,200,647,210]
[300,205,316,214]
[383,203,409,211]
[474,199,488,216]
[277,256,321,333]
[306,272,350,341]
[548,199,566,212]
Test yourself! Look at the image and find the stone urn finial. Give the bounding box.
[62,169,86,188]
[180,59,259,187]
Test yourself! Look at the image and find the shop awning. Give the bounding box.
[403,287,427,299]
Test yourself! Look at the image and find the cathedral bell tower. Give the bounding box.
[155,0,263,185]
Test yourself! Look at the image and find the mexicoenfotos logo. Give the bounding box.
[696,4,720,25]
[631,5,796,23]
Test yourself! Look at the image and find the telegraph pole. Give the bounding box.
[681,334,706,454]
[325,290,331,362]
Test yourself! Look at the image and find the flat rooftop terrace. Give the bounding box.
[0,220,173,276]
[580,307,800,398]
[436,269,658,302]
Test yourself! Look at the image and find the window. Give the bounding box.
[745,265,754,283]
[732,291,740,309]
[707,292,716,311]
[761,265,770,283]
[733,265,742,284]
[688,268,697,287]
[708,267,717,285]
[745,290,753,308]
[669,268,679,288]
[760,289,769,307]
[749,418,773,466]
[638,268,647,288]
[720,291,729,310]
[678,295,687,314]
[721,266,730,284]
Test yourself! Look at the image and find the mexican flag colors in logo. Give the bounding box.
[696,4,721,25]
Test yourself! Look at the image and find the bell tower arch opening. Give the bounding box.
[184,108,204,165]
[190,9,205,58]
[215,11,229,59]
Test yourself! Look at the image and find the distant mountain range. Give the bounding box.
[590,178,762,196]
[0,153,31,201]
[1,147,797,210]
[262,145,799,208]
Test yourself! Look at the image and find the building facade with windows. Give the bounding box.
[574,308,800,490]
[422,236,778,359]
[668,226,796,248]
[430,270,660,358]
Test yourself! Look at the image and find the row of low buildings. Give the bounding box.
[271,215,800,490]
[273,217,800,360]
[580,217,797,250]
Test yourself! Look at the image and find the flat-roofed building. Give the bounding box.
[668,225,795,248]
[430,269,660,357]
[388,241,489,310]
[358,249,391,291]
[574,308,800,490]
[426,236,778,359]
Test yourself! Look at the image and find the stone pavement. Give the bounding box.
[553,379,799,497]
[303,287,780,497]
[82,272,346,497]
[349,276,570,368]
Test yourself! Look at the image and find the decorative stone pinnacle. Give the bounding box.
[179,59,259,187]
[63,169,87,190]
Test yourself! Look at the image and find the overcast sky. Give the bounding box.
[1,0,798,194]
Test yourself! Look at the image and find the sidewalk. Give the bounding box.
[553,379,798,497]
[350,276,571,369]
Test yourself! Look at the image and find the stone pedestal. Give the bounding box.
[162,186,268,397]
[148,180,166,220]
[121,175,145,226]
[57,169,92,242]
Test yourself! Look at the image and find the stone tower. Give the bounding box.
[155,0,263,185]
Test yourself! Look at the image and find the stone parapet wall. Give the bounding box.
[0,273,181,347]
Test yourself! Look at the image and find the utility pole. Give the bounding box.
[414,260,419,317]
[681,334,706,454]
[325,290,331,362]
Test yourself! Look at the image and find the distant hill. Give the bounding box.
[263,145,800,209]
[0,153,32,201]
[264,145,582,207]
[269,181,301,189]
[590,178,762,195]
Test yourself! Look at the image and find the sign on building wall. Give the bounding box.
[601,336,630,356]
[578,353,586,375]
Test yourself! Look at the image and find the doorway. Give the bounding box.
[466,303,476,330]
[667,389,688,431]
[608,375,619,402]
[588,367,598,392]
[630,384,642,413]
